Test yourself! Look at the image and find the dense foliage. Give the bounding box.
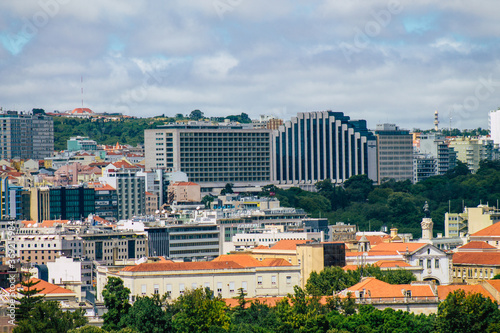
[260,161,500,236]
[79,278,500,332]
[52,112,252,150]
[306,266,416,296]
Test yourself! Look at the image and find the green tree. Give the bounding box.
[435,290,500,333]
[492,273,500,280]
[306,266,358,296]
[202,194,215,208]
[172,287,230,333]
[381,269,416,285]
[343,175,374,202]
[15,277,45,323]
[102,277,131,331]
[221,183,234,195]
[123,294,173,333]
[14,301,87,333]
[68,326,109,333]
[189,109,204,120]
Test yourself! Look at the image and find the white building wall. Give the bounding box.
[490,110,500,145]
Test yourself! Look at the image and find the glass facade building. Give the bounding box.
[272,111,377,184]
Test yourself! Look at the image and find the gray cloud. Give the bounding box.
[1,0,500,130]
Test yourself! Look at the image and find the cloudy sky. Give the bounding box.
[1,0,499,130]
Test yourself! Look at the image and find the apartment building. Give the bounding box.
[272,111,377,185]
[375,123,413,183]
[146,223,220,260]
[448,137,496,173]
[144,122,272,191]
[445,205,500,237]
[100,161,145,220]
[49,185,95,220]
[0,111,54,160]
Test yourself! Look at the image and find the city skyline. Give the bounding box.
[1,1,500,130]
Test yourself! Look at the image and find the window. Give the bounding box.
[427,259,431,269]
[435,259,439,269]
[154,284,159,294]
[179,284,185,295]
[286,276,292,284]
[257,276,263,285]
[192,283,197,289]
[242,281,247,292]
[419,259,424,267]
[217,282,222,295]
[204,282,210,289]
[271,276,277,285]
[229,282,235,293]
[141,284,147,295]
[166,284,172,299]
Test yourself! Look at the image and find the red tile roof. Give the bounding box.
[343,260,412,271]
[93,184,115,191]
[452,252,500,266]
[213,254,264,267]
[21,220,70,228]
[458,241,496,250]
[121,261,244,272]
[471,223,500,237]
[369,243,426,253]
[270,239,310,251]
[70,108,93,114]
[356,235,391,246]
[253,245,270,250]
[343,277,435,299]
[15,278,74,295]
[261,258,293,267]
[485,279,500,293]
[437,285,495,301]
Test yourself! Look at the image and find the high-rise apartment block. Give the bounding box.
[448,137,495,173]
[375,124,413,183]
[272,111,377,185]
[144,122,272,191]
[0,111,54,159]
[489,110,500,145]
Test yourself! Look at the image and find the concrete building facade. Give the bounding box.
[144,122,272,191]
[375,123,413,183]
[272,111,377,185]
[0,111,54,160]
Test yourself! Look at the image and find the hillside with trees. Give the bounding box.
[259,160,500,237]
[52,111,252,150]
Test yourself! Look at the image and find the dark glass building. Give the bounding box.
[49,186,95,220]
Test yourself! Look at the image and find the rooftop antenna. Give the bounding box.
[448,108,453,131]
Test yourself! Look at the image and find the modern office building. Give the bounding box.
[0,111,54,159]
[144,122,272,191]
[375,123,413,183]
[418,132,456,175]
[100,161,145,220]
[49,186,95,221]
[1,177,27,220]
[272,111,377,185]
[146,223,220,260]
[413,154,437,183]
[90,183,118,222]
[67,136,98,152]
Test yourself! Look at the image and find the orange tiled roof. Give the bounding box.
[369,242,426,253]
[458,241,496,250]
[93,216,111,224]
[121,261,244,272]
[213,254,263,267]
[270,239,310,251]
[15,278,74,295]
[471,223,500,237]
[253,245,270,250]
[343,260,412,271]
[261,258,293,267]
[94,184,115,191]
[452,252,500,266]
[343,277,434,298]
[356,235,391,246]
[71,108,93,114]
[437,285,495,301]
[485,279,500,293]
[346,251,401,257]
[21,220,70,228]
[111,160,136,169]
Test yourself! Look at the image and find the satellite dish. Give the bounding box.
[155,210,160,214]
